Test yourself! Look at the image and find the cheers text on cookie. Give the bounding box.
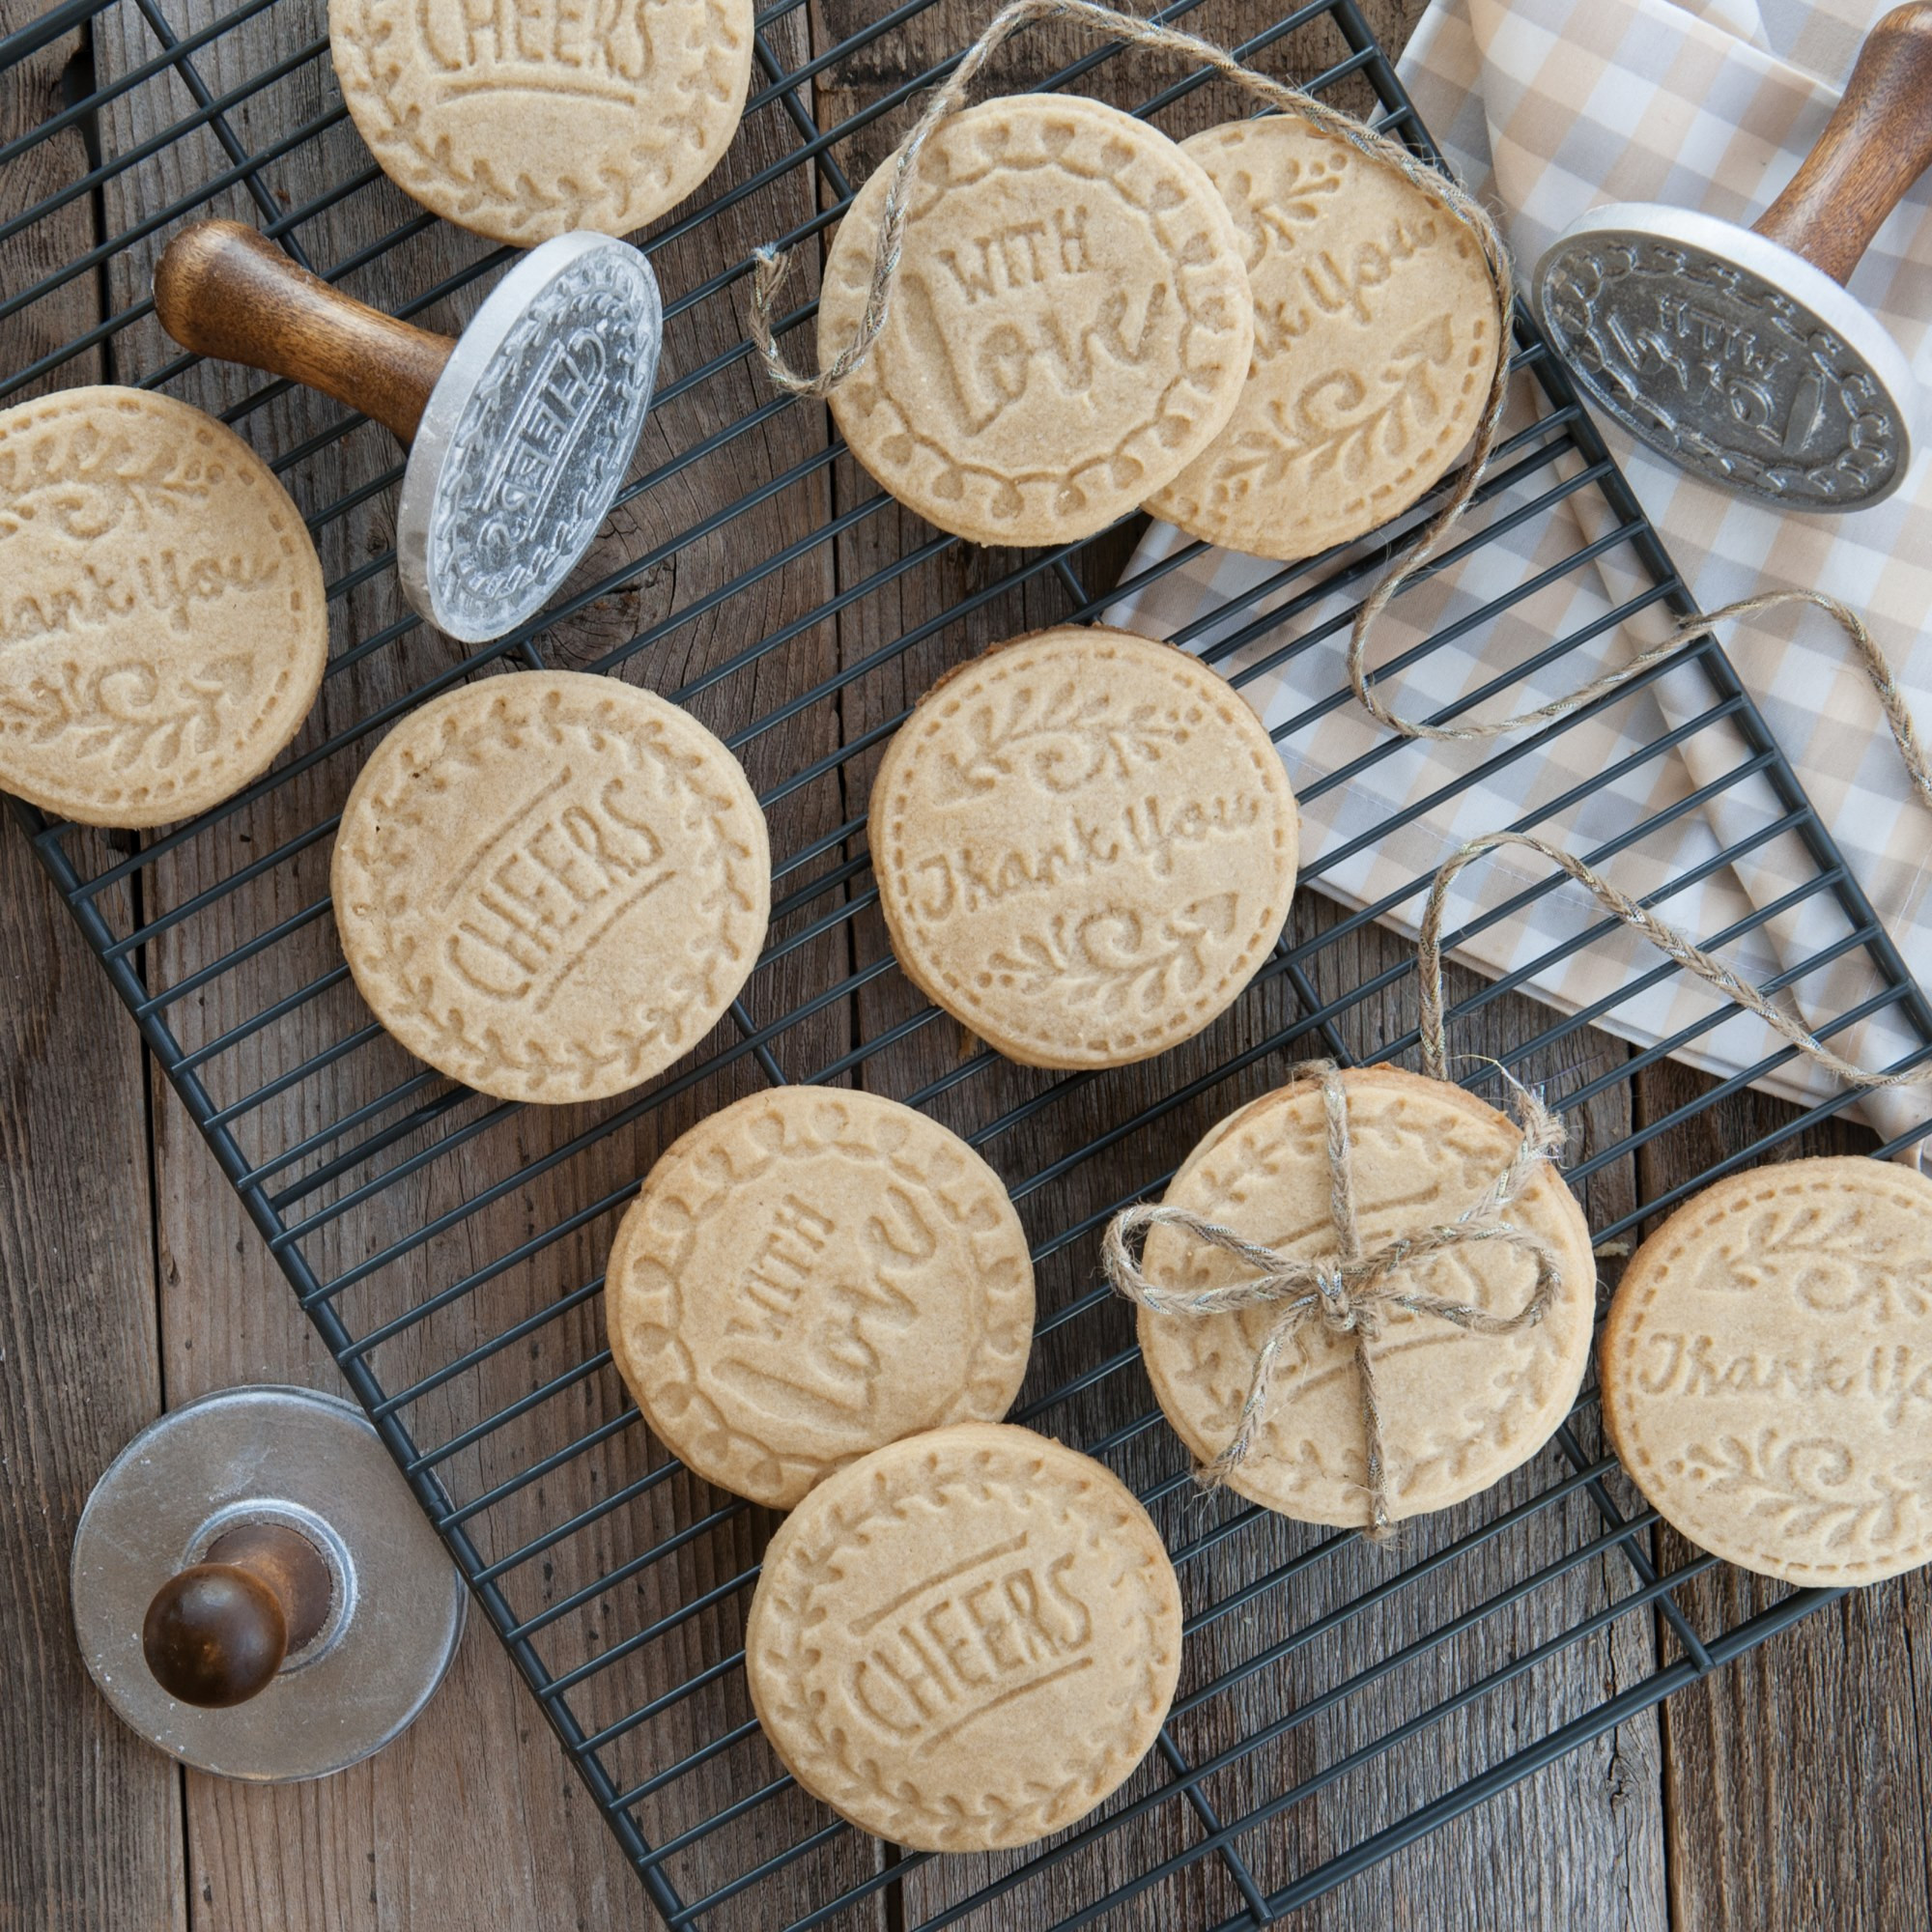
[440,769,676,1004]
[847,1535,1094,1747]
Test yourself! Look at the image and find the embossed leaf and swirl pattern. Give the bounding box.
[1117,1067,1597,1530]
[746,1430,1181,1851]
[0,389,326,828]
[332,677,768,1103]
[870,630,1298,1068]
[1605,1160,1932,1586]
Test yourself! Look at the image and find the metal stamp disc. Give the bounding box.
[1534,203,1916,512]
[71,1385,466,1781]
[399,231,662,643]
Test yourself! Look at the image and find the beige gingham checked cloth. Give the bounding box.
[1107,0,1932,1151]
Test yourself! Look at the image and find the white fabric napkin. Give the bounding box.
[1107,0,1932,1151]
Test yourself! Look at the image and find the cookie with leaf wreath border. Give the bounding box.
[744,1422,1183,1851]
[1601,1153,1932,1586]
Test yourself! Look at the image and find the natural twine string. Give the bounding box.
[748,0,1519,525]
[1103,1061,1566,1531]
[1415,828,1932,1090]
[1354,586,1932,803]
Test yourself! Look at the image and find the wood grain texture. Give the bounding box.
[153,219,455,442]
[1751,1,1932,282]
[0,8,188,1925]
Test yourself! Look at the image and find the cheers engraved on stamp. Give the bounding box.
[845,1533,1094,1749]
[440,768,676,1008]
[714,1187,930,1425]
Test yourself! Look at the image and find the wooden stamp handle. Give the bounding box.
[154,220,457,444]
[1752,3,1932,284]
[141,1520,333,1710]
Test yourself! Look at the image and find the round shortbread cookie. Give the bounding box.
[329,0,753,244]
[869,625,1297,1068]
[818,95,1255,546]
[745,1422,1182,1850]
[1144,116,1500,562]
[332,669,769,1103]
[1602,1155,1932,1588]
[1138,1066,1596,1526]
[0,386,327,829]
[606,1088,1036,1507]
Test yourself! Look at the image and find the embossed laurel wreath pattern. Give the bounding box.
[869,627,1298,1068]
[331,670,769,1104]
[1134,1067,1597,1528]
[744,1424,1182,1851]
[328,0,753,244]
[815,95,1255,546]
[0,386,327,829]
[1145,116,1499,563]
[604,1089,1035,1507]
[1603,1156,1932,1587]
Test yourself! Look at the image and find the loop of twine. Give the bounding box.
[1354,586,1932,810]
[1415,828,1932,1091]
[1103,1062,1566,1531]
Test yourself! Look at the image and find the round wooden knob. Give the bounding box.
[1752,3,1932,284]
[141,1520,334,1710]
[153,220,456,444]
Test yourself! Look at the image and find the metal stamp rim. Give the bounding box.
[398,232,663,642]
[1532,200,1917,513]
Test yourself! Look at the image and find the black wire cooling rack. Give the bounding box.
[7,0,1932,1923]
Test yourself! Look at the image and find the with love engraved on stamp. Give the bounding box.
[1146,116,1499,564]
[329,0,753,242]
[332,671,769,1104]
[1603,1155,1932,1587]
[0,386,327,830]
[870,626,1298,1069]
[605,1089,1035,1508]
[1536,236,1899,504]
[745,1424,1182,1851]
[818,95,1253,546]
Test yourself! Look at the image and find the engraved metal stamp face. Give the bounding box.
[398,233,661,643]
[1534,206,1915,512]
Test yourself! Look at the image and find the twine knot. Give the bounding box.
[1105,1063,1567,1533]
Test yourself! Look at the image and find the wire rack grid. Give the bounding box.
[5,0,1932,1923]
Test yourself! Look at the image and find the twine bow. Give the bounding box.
[1103,1063,1567,1531]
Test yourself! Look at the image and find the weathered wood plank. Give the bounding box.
[0,7,188,1924]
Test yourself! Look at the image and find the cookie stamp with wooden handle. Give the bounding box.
[155,220,661,640]
[1532,2,1932,511]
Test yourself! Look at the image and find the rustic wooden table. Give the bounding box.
[3,0,1929,1924]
